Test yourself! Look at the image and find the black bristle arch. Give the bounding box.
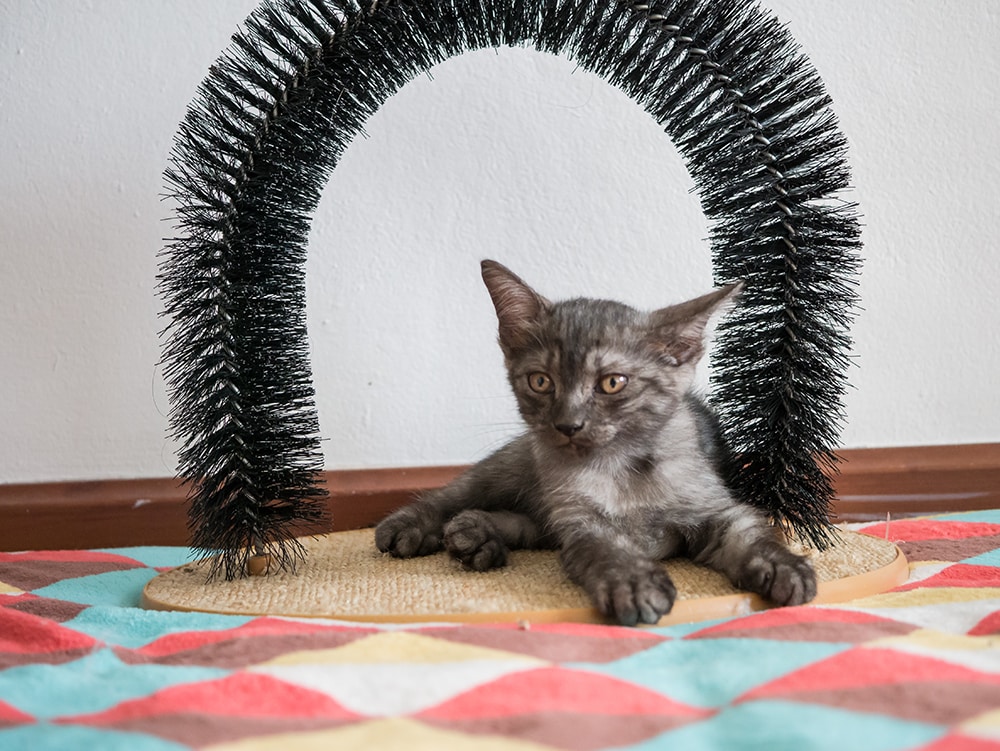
[159,0,862,578]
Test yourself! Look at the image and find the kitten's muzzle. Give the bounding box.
[553,423,596,452]
[555,422,585,438]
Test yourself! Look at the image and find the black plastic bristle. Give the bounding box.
[159,0,862,578]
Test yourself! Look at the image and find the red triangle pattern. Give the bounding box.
[0,557,144,592]
[60,672,361,726]
[858,520,1000,543]
[688,605,905,636]
[763,681,1000,725]
[895,564,1000,591]
[419,622,667,663]
[0,606,99,655]
[1,593,90,623]
[969,609,1000,636]
[740,647,1000,702]
[686,605,918,643]
[419,666,711,720]
[911,733,1000,751]
[424,711,699,751]
[133,616,374,658]
[0,699,34,727]
[0,550,145,567]
[117,617,376,669]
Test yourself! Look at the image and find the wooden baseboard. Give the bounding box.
[1,444,998,552]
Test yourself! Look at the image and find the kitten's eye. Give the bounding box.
[598,374,629,395]
[527,372,554,394]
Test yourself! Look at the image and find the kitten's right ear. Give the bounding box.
[481,260,550,352]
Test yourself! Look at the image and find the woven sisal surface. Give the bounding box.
[143,528,904,624]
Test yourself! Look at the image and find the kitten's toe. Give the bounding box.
[444,511,508,571]
[466,539,508,571]
[636,570,678,623]
[374,518,399,553]
[595,565,676,627]
[375,510,442,558]
[393,528,442,558]
[740,549,817,606]
[773,556,818,605]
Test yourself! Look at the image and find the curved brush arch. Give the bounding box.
[159,0,861,579]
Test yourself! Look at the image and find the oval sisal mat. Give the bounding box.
[142,528,906,626]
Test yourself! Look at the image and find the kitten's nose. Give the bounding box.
[555,422,585,437]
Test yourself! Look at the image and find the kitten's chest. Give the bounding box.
[542,461,665,516]
[539,452,726,519]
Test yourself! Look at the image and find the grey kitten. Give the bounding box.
[375,260,817,626]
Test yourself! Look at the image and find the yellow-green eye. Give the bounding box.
[598,374,629,395]
[527,372,554,394]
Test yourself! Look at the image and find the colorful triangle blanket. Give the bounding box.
[3,511,1000,750]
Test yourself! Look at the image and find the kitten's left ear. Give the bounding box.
[648,281,744,366]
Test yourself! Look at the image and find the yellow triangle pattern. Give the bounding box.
[960,709,1000,741]
[843,587,1000,609]
[872,628,1000,652]
[203,717,558,751]
[259,630,548,667]
[866,628,1000,673]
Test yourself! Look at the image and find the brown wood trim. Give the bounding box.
[1,445,997,551]
[0,466,464,552]
[831,443,1000,522]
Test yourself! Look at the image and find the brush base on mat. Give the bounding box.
[142,528,906,626]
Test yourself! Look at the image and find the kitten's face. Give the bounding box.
[480,260,741,460]
[506,300,684,456]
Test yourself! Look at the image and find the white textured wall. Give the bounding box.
[1,1,998,483]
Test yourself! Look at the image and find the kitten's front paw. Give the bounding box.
[591,563,677,627]
[739,547,817,606]
[375,506,443,558]
[444,510,508,571]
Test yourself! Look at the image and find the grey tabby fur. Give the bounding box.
[375,260,817,626]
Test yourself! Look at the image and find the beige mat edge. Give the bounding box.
[142,529,908,627]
